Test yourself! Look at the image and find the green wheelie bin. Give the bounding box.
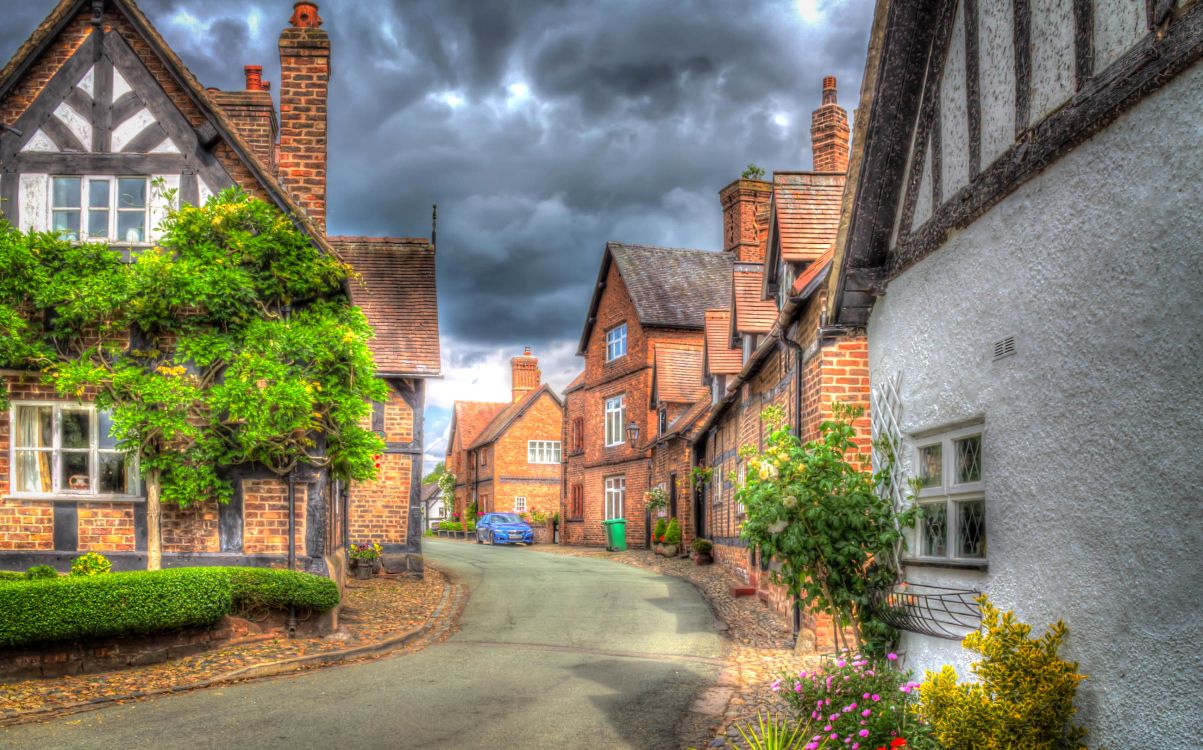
[601,518,627,552]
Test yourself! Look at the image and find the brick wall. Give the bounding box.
[349,453,410,544]
[242,480,305,556]
[277,21,329,230]
[648,435,694,546]
[486,390,563,517]
[720,178,773,261]
[0,501,53,551]
[161,500,220,553]
[77,503,135,552]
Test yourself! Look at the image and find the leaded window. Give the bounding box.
[912,424,986,563]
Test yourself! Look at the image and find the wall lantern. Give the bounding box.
[626,419,640,445]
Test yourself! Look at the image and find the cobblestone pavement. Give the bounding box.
[0,568,455,724]
[532,544,820,748]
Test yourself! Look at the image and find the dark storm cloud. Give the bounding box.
[1,0,874,358]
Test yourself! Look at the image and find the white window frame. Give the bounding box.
[909,424,985,564]
[50,176,151,245]
[604,475,625,520]
[658,407,667,435]
[7,402,141,499]
[513,496,527,513]
[527,440,562,464]
[604,394,625,447]
[605,323,627,362]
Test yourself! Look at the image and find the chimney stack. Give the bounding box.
[244,65,265,91]
[719,178,772,263]
[511,347,541,403]
[208,65,277,168]
[811,76,849,173]
[278,2,330,231]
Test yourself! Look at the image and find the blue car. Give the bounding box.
[475,513,534,546]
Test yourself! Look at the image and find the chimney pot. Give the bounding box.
[510,349,541,402]
[811,75,850,172]
[822,76,837,104]
[244,65,264,91]
[290,2,322,29]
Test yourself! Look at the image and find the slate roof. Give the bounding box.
[578,242,732,354]
[774,172,845,262]
[451,401,510,452]
[0,0,344,263]
[704,309,742,376]
[733,265,777,334]
[467,384,563,450]
[652,346,706,404]
[333,237,441,377]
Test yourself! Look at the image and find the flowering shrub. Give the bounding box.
[70,552,112,576]
[348,542,382,562]
[652,518,667,543]
[773,654,939,750]
[916,597,1088,750]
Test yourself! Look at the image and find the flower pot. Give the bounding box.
[692,552,713,566]
[659,544,678,557]
[351,561,374,579]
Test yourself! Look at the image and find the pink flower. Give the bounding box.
[824,725,832,732]
[770,679,782,693]
[862,693,870,699]
[837,659,846,668]
[887,652,898,661]
[859,729,870,738]
[871,694,881,702]
[862,709,871,717]
[795,682,803,693]
[852,745,859,750]
[830,733,839,740]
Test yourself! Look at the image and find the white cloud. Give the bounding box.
[426,337,581,412]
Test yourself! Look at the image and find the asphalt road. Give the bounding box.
[0,540,724,750]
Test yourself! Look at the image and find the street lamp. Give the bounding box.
[626,419,640,446]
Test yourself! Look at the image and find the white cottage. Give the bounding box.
[828,1,1202,747]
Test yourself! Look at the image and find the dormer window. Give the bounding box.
[51,176,149,244]
[605,323,627,362]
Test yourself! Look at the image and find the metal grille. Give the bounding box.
[875,582,982,640]
[870,371,905,509]
[992,336,1015,360]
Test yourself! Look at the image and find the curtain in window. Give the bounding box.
[16,406,52,493]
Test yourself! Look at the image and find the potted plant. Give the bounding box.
[691,537,714,565]
[652,517,668,554]
[644,486,668,516]
[660,518,681,557]
[348,542,382,579]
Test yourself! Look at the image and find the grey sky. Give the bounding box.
[1,0,874,469]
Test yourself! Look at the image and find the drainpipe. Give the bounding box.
[287,469,297,638]
[776,326,806,643]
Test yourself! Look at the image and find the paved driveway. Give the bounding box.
[0,540,724,750]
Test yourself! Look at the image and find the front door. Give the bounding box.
[693,480,705,540]
[668,473,678,518]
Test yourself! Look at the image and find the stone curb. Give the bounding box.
[0,570,458,728]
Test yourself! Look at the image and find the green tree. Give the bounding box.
[0,189,386,569]
[736,403,917,654]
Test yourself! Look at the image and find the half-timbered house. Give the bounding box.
[0,0,439,576]
[828,2,1202,745]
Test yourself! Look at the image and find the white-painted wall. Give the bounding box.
[868,61,1203,749]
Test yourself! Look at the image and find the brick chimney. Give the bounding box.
[811,76,849,173]
[209,65,277,169]
[278,2,330,231]
[719,178,772,263]
[511,347,541,403]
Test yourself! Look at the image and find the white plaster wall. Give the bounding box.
[869,61,1203,749]
[1028,0,1076,124]
[940,0,970,194]
[17,173,48,232]
[978,0,1016,168]
[1094,0,1148,72]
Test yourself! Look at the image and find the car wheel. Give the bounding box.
[475,532,482,544]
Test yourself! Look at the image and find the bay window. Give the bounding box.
[911,425,985,563]
[10,403,139,497]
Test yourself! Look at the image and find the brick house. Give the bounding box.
[827,2,1201,745]
[446,349,564,520]
[561,243,731,547]
[0,0,439,575]
[679,80,869,649]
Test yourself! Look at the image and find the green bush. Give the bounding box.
[0,570,27,582]
[26,564,58,579]
[652,517,667,542]
[71,552,112,576]
[223,567,339,613]
[0,568,231,649]
[691,537,713,554]
[438,520,463,532]
[664,518,681,546]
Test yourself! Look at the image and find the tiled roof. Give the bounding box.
[774,173,845,263]
[704,309,742,375]
[564,371,586,393]
[578,242,731,354]
[675,398,713,440]
[733,265,777,334]
[653,346,706,404]
[334,237,441,377]
[451,401,509,451]
[791,247,835,297]
[468,384,563,450]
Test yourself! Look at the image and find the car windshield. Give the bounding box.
[492,514,523,524]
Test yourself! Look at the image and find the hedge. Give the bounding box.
[0,568,231,649]
[0,570,26,582]
[223,567,340,612]
[0,566,340,650]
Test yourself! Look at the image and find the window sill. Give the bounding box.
[903,558,988,572]
[3,494,146,503]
